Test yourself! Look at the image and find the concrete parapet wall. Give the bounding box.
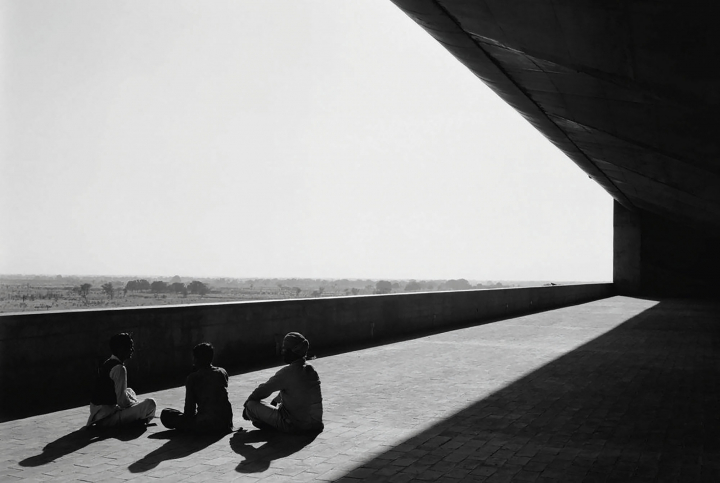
[0,284,613,420]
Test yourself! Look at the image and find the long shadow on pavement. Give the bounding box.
[339,299,720,482]
[19,425,147,467]
[128,429,229,473]
[230,428,317,473]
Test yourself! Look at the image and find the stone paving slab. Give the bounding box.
[2,296,720,482]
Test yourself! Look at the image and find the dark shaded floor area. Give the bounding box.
[339,298,720,482]
[2,296,718,482]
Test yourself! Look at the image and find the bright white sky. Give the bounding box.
[0,0,612,282]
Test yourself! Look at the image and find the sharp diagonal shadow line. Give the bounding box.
[338,298,720,481]
[224,297,606,381]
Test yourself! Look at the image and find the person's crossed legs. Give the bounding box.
[95,398,156,428]
[243,400,292,432]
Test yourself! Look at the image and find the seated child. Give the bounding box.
[87,333,157,428]
[160,342,233,433]
[243,332,324,433]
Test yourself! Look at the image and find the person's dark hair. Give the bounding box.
[109,333,133,356]
[283,349,303,364]
[282,332,308,364]
[193,342,214,366]
[283,332,309,357]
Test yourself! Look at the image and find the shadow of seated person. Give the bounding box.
[128,428,231,473]
[230,428,318,474]
[19,425,147,467]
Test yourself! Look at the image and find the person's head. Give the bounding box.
[109,333,134,361]
[193,342,214,367]
[282,332,309,364]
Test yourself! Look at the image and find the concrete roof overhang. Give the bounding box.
[389,1,720,233]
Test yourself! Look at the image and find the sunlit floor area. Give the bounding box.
[2,296,719,482]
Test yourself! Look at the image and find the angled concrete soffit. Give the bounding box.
[389,0,720,230]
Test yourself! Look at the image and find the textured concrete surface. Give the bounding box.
[1,283,612,419]
[387,0,720,298]
[389,1,720,233]
[2,295,719,482]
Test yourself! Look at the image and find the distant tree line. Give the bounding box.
[121,279,210,297]
[125,279,150,292]
[68,279,211,299]
[373,278,508,295]
[64,276,509,302]
[72,283,92,298]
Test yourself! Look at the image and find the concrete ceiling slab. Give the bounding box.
[389,0,720,232]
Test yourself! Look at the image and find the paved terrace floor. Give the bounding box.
[2,295,720,482]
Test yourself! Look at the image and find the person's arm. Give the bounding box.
[183,374,197,418]
[109,364,138,408]
[246,367,287,402]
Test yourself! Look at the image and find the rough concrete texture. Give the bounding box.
[388,0,720,299]
[614,199,720,297]
[0,284,612,419]
[389,0,720,235]
[613,201,642,296]
[2,295,720,482]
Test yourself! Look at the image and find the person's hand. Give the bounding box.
[242,400,251,420]
[126,388,138,405]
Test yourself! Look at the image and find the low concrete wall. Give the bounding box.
[0,283,613,420]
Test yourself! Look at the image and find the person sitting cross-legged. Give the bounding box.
[87,333,157,428]
[242,332,324,433]
[160,342,234,433]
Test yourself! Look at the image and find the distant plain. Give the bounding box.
[0,275,555,314]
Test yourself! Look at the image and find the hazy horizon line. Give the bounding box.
[0,273,608,283]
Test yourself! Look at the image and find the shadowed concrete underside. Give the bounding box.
[387,0,720,297]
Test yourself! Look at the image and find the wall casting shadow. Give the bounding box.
[339,298,720,481]
[19,426,147,467]
[230,429,318,473]
[128,429,229,473]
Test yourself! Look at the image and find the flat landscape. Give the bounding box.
[0,274,544,314]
